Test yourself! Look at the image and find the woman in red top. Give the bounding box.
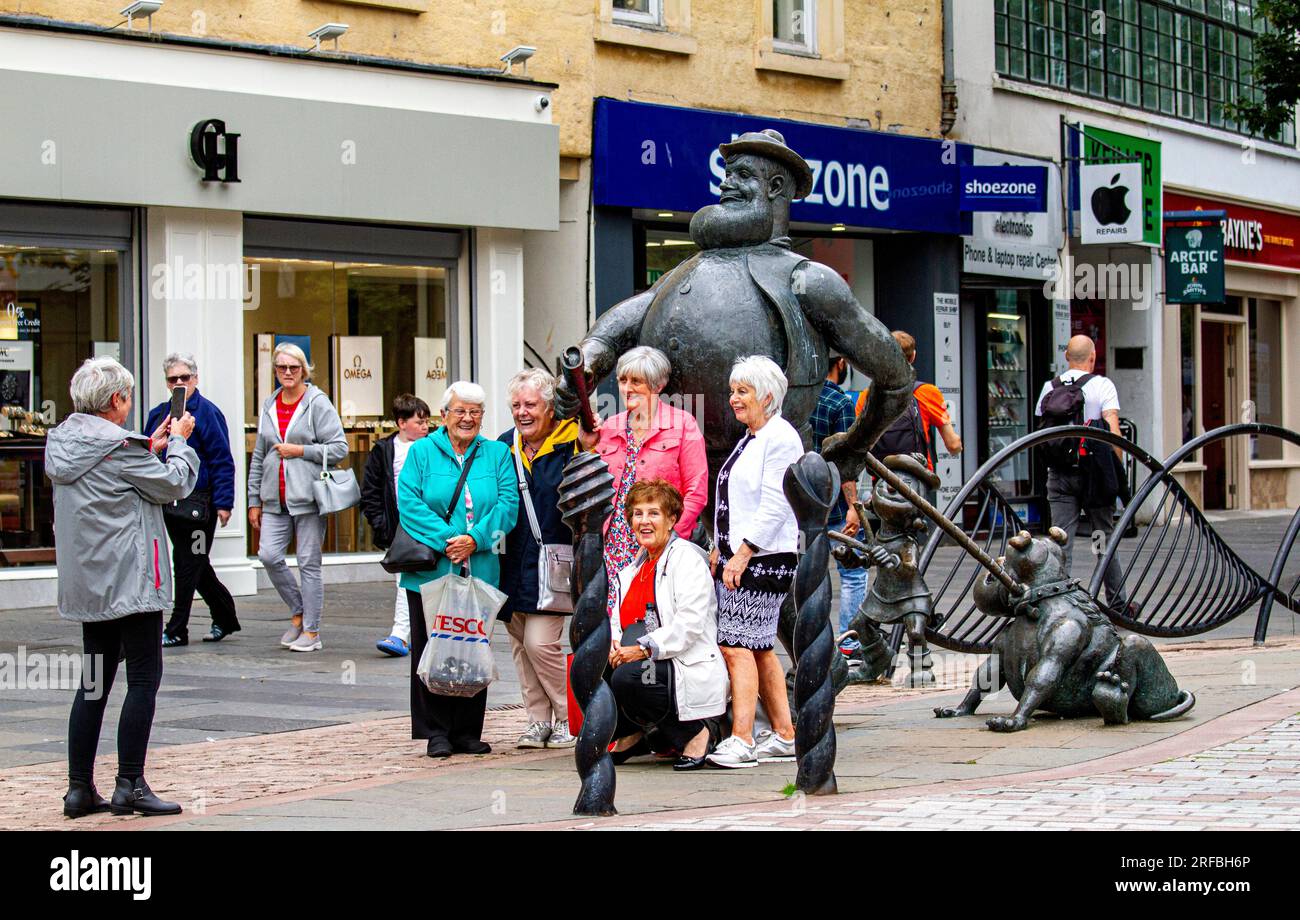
[605,480,729,772]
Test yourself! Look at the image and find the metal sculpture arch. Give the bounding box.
[914,426,1164,654]
[1090,423,1300,640]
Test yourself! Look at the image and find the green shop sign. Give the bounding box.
[1083,125,1162,245]
[1165,225,1225,304]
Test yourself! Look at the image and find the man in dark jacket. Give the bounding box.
[362,393,431,657]
[145,353,239,646]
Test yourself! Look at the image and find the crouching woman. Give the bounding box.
[607,480,728,771]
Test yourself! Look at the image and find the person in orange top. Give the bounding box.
[855,330,962,468]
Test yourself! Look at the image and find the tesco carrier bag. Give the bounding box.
[416,564,506,698]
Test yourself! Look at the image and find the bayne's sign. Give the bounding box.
[1164,192,1300,272]
[1165,225,1224,305]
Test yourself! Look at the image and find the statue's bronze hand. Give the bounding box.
[821,431,866,483]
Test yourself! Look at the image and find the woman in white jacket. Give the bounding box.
[607,480,728,771]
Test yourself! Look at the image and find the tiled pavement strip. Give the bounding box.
[3,638,1298,831]
[572,714,1300,831]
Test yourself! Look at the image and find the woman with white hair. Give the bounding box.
[46,357,198,817]
[398,380,519,757]
[578,345,708,621]
[706,355,802,769]
[246,342,347,652]
[496,368,581,749]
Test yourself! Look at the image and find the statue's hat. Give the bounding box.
[718,129,814,200]
[882,452,942,490]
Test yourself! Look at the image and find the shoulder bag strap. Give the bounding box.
[441,442,480,523]
[513,433,545,544]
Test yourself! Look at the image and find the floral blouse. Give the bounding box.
[605,427,642,617]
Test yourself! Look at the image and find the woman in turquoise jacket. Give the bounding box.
[398,381,519,758]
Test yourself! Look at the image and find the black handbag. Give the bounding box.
[381,444,479,574]
[164,489,211,525]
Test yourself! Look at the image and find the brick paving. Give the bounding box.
[578,716,1300,831]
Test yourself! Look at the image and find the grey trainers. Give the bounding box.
[288,631,322,653]
[280,620,303,648]
[545,720,576,748]
[706,734,758,769]
[517,720,552,749]
[754,729,797,763]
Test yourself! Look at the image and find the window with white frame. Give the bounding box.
[773,0,817,55]
[614,0,664,28]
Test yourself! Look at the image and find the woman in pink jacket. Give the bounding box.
[579,346,708,615]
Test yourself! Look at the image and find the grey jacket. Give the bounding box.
[247,385,348,515]
[45,414,199,622]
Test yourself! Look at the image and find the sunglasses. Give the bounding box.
[165,373,193,385]
[274,364,303,374]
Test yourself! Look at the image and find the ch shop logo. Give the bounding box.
[50,851,152,901]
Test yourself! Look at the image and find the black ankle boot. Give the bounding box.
[63,780,111,819]
[109,776,182,817]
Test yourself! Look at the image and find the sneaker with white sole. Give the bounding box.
[280,621,303,648]
[706,734,758,769]
[517,721,551,749]
[754,728,797,763]
[546,720,576,748]
[288,632,322,652]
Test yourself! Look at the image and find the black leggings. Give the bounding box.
[67,611,164,784]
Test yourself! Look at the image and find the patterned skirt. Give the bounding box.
[714,552,798,650]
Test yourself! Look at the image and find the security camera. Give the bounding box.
[535,96,551,113]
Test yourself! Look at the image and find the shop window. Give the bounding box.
[641,229,698,292]
[1,246,121,567]
[242,258,451,556]
[1248,297,1283,460]
[1179,302,1198,447]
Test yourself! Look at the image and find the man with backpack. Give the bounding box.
[1034,335,1130,612]
[856,331,963,471]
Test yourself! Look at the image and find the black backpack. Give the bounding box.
[1037,372,1095,470]
[870,384,927,463]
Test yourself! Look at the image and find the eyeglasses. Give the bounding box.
[165,373,193,385]
[274,364,303,374]
[446,408,484,420]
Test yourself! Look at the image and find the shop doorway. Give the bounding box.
[1199,318,1242,510]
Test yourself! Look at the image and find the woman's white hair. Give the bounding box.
[730,355,787,419]
[163,352,198,376]
[506,368,557,408]
[70,357,135,415]
[441,380,488,412]
[272,342,314,382]
[616,346,671,394]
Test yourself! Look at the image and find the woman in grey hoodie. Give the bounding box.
[45,357,199,818]
[246,343,348,652]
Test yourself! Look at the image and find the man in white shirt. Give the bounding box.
[1034,335,1129,611]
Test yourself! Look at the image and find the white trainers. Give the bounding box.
[517,721,552,749]
[754,729,797,763]
[546,720,576,749]
[288,632,322,652]
[706,734,758,769]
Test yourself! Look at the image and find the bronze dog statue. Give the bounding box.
[935,528,1195,732]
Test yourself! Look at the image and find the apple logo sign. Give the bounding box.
[1090,172,1132,226]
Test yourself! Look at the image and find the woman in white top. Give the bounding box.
[707,355,803,769]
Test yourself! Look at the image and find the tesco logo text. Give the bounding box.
[432,615,487,638]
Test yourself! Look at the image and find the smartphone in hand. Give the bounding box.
[169,386,187,420]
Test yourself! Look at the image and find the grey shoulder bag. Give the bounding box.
[514,435,574,613]
[313,445,361,515]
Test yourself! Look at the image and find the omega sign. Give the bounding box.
[344,353,373,381]
[190,119,241,183]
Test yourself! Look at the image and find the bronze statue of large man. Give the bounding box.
[557,128,915,486]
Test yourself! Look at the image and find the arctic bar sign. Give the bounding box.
[1165,225,1225,305]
